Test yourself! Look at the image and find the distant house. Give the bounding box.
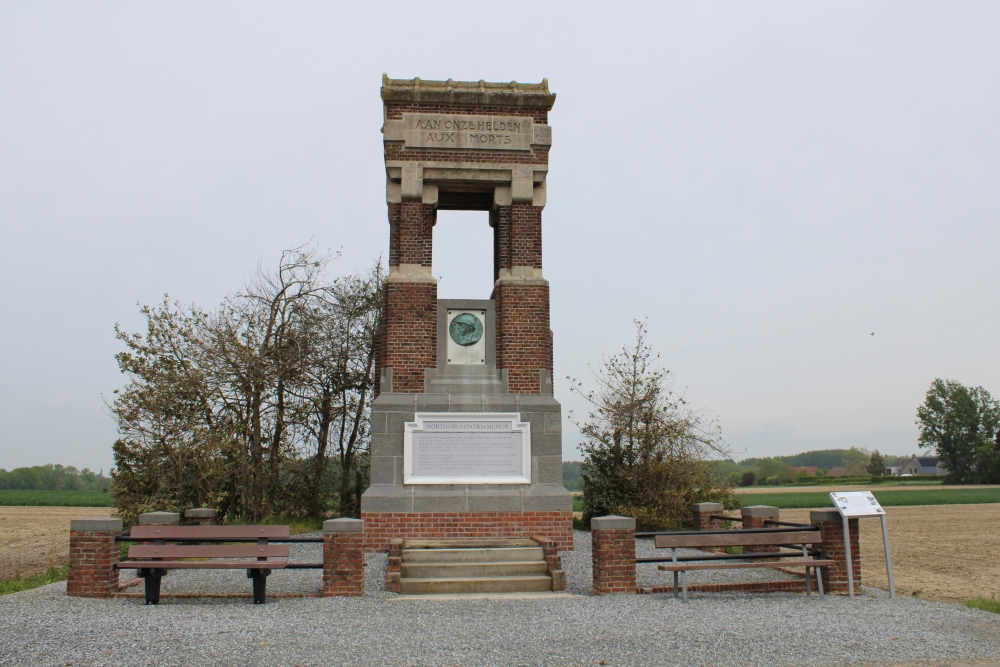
[894,455,946,476]
[826,467,846,478]
[791,466,819,477]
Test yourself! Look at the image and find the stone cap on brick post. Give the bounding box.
[740,505,779,526]
[138,511,180,525]
[691,502,724,531]
[590,515,636,532]
[323,518,364,533]
[70,517,123,532]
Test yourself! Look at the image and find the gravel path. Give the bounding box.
[1,531,998,667]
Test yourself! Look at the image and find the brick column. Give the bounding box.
[386,538,403,593]
[323,518,365,596]
[67,517,122,598]
[691,502,724,531]
[591,515,636,595]
[741,505,779,557]
[184,508,217,526]
[811,509,861,594]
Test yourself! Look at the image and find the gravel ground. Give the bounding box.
[1,531,998,667]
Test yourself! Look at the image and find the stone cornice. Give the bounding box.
[381,74,556,110]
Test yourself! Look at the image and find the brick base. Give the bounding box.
[361,511,574,552]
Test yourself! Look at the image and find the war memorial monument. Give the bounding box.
[360,76,574,551]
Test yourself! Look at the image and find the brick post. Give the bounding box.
[138,511,180,526]
[591,515,636,595]
[811,509,861,594]
[691,502,724,531]
[741,505,779,557]
[323,518,365,597]
[386,538,403,593]
[67,517,122,598]
[184,508,217,526]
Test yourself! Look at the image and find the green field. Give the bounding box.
[734,487,1000,509]
[0,489,113,507]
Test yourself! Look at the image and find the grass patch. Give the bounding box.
[573,495,584,512]
[229,515,325,535]
[965,596,1000,613]
[734,487,1000,509]
[0,565,69,596]
[0,489,113,507]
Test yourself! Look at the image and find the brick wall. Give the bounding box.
[591,516,636,595]
[67,518,121,598]
[691,502,725,531]
[361,511,573,553]
[322,519,365,597]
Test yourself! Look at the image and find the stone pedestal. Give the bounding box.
[323,518,365,597]
[811,509,861,593]
[591,515,636,595]
[67,517,122,598]
[138,511,179,526]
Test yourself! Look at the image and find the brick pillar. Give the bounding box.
[67,517,122,598]
[741,505,779,557]
[323,518,365,597]
[811,509,861,594]
[184,508,217,525]
[591,515,636,595]
[386,538,403,593]
[138,511,179,526]
[691,502,724,531]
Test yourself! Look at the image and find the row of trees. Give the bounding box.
[571,321,735,530]
[0,464,110,491]
[110,247,382,524]
[712,447,894,487]
[917,378,1000,484]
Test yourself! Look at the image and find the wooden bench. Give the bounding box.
[120,525,291,604]
[652,528,836,603]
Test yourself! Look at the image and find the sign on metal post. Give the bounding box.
[829,491,895,599]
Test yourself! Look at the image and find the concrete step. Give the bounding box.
[399,575,553,595]
[402,546,544,563]
[402,560,549,579]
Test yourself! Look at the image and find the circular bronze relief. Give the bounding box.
[449,312,484,347]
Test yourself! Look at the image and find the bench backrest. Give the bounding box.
[654,529,821,550]
[129,525,291,541]
[128,544,290,559]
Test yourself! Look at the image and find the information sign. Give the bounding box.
[830,491,885,516]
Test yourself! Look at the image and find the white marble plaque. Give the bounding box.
[402,113,533,151]
[403,413,531,484]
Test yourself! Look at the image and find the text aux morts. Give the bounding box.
[414,117,523,146]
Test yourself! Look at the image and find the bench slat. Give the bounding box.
[128,544,290,559]
[129,525,291,540]
[124,561,289,570]
[654,531,820,549]
[657,559,837,572]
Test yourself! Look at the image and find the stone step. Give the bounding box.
[399,575,553,595]
[402,560,548,579]
[404,538,538,549]
[402,546,544,563]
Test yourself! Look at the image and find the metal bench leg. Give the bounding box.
[802,546,812,597]
[816,566,825,596]
[248,569,271,604]
[138,568,165,605]
[673,571,679,600]
[682,571,688,604]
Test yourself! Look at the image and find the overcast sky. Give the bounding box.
[1,2,998,472]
